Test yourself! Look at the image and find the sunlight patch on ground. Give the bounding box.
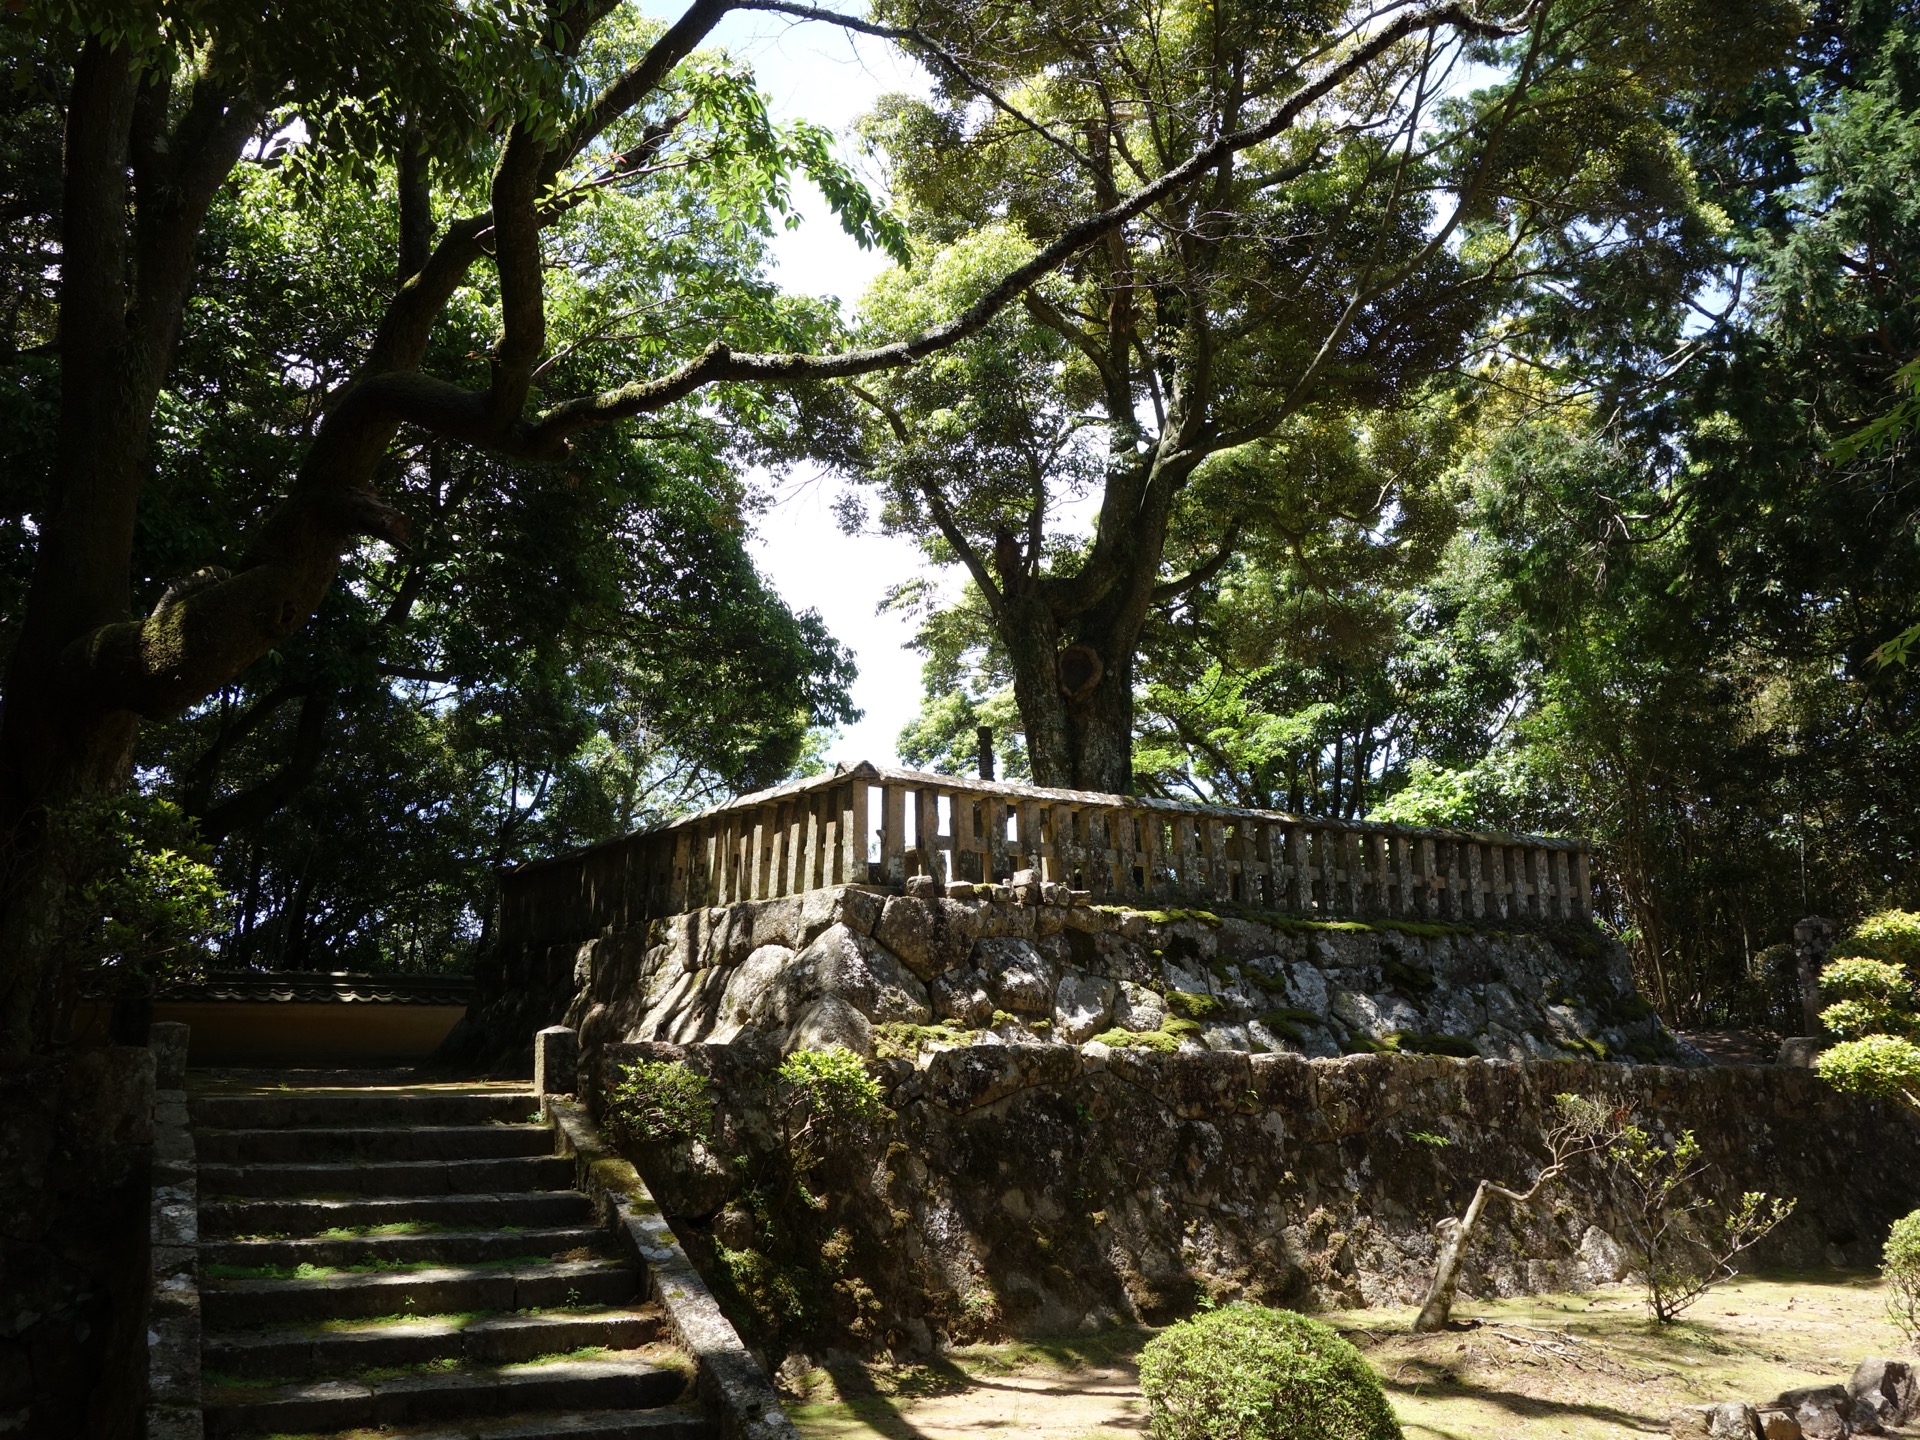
[787,1273,1912,1440]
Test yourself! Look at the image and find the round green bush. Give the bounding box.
[1884,1207,1920,1342]
[1836,910,1920,971]
[1138,1304,1404,1440]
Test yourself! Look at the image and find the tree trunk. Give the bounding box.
[1000,597,1142,795]
[1414,1181,1495,1332]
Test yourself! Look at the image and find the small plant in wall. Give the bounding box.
[1413,1093,1622,1332]
[774,1047,892,1205]
[600,1059,714,1149]
[1609,1123,1795,1323]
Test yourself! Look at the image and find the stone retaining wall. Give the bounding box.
[458,883,1679,1074]
[589,1043,1920,1360]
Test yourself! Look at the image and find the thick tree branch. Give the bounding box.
[1152,518,1244,603]
[195,684,335,842]
[529,1,1514,446]
[564,0,736,162]
[179,682,309,817]
[486,129,550,419]
[397,131,433,284]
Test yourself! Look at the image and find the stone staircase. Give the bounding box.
[190,1076,715,1439]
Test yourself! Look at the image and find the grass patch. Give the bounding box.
[204,1254,559,1283]
[314,1221,453,1240]
[872,1021,979,1060]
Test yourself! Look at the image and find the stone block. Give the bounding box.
[1670,1401,1762,1439]
[976,938,1056,1015]
[146,1405,204,1440]
[534,1025,580,1097]
[875,897,975,981]
[149,1022,191,1088]
[786,994,873,1057]
[1053,972,1116,1043]
[1774,1385,1852,1440]
[905,874,939,898]
[1778,1037,1822,1068]
[1756,1412,1802,1440]
[1851,1357,1919,1427]
[794,923,930,1025]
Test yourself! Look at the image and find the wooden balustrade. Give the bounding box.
[498,761,1592,950]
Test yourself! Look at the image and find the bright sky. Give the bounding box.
[658,5,940,768]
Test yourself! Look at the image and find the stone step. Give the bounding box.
[202,1189,595,1239]
[195,1122,556,1165]
[201,1355,690,1438]
[192,1090,536,1130]
[204,1305,665,1379]
[204,1225,609,1272]
[200,1154,576,1198]
[202,1259,637,1328]
[206,1405,716,1440]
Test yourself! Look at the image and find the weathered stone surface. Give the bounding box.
[150,1021,191,1089]
[1775,1386,1852,1440]
[597,1039,1920,1357]
[1779,1037,1822,1068]
[1850,1357,1919,1428]
[976,938,1057,1015]
[534,1025,579,1097]
[1576,1224,1631,1285]
[1671,1402,1764,1439]
[792,924,930,1025]
[1053,973,1116,1043]
[787,994,874,1057]
[487,881,1687,1083]
[930,969,994,1028]
[1757,1411,1803,1440]
[875,897,976,981]
[1113,981,1167,1032]
[716,944,796,1036]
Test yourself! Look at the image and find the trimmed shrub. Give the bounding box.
[1820,956,1919,1040]
[1138,1304,1403,1440]
[1884,1208,1920,1344]
[1818,1033,1920,1107]
[1835,910,1920,971]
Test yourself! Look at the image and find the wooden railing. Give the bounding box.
[499,763,1592,951]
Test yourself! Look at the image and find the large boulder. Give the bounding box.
[1669,1402,1762,1439]
[713,943,796,1039]
[976,937,1057,1015]
[1052,972,1117,1043]
[874,896,977,981]
[1113,981,1167,1032]
[786,993,874,1057]
[931,967,994,1028]
[1773,1386,1853,1440]
[1850,1358,1918,1430]
[745,922,932,1033]
[804,923,931,1024]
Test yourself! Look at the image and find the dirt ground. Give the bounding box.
[784,1273,1915,1440]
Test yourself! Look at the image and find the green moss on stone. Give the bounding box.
[1165,990,1226,1022]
